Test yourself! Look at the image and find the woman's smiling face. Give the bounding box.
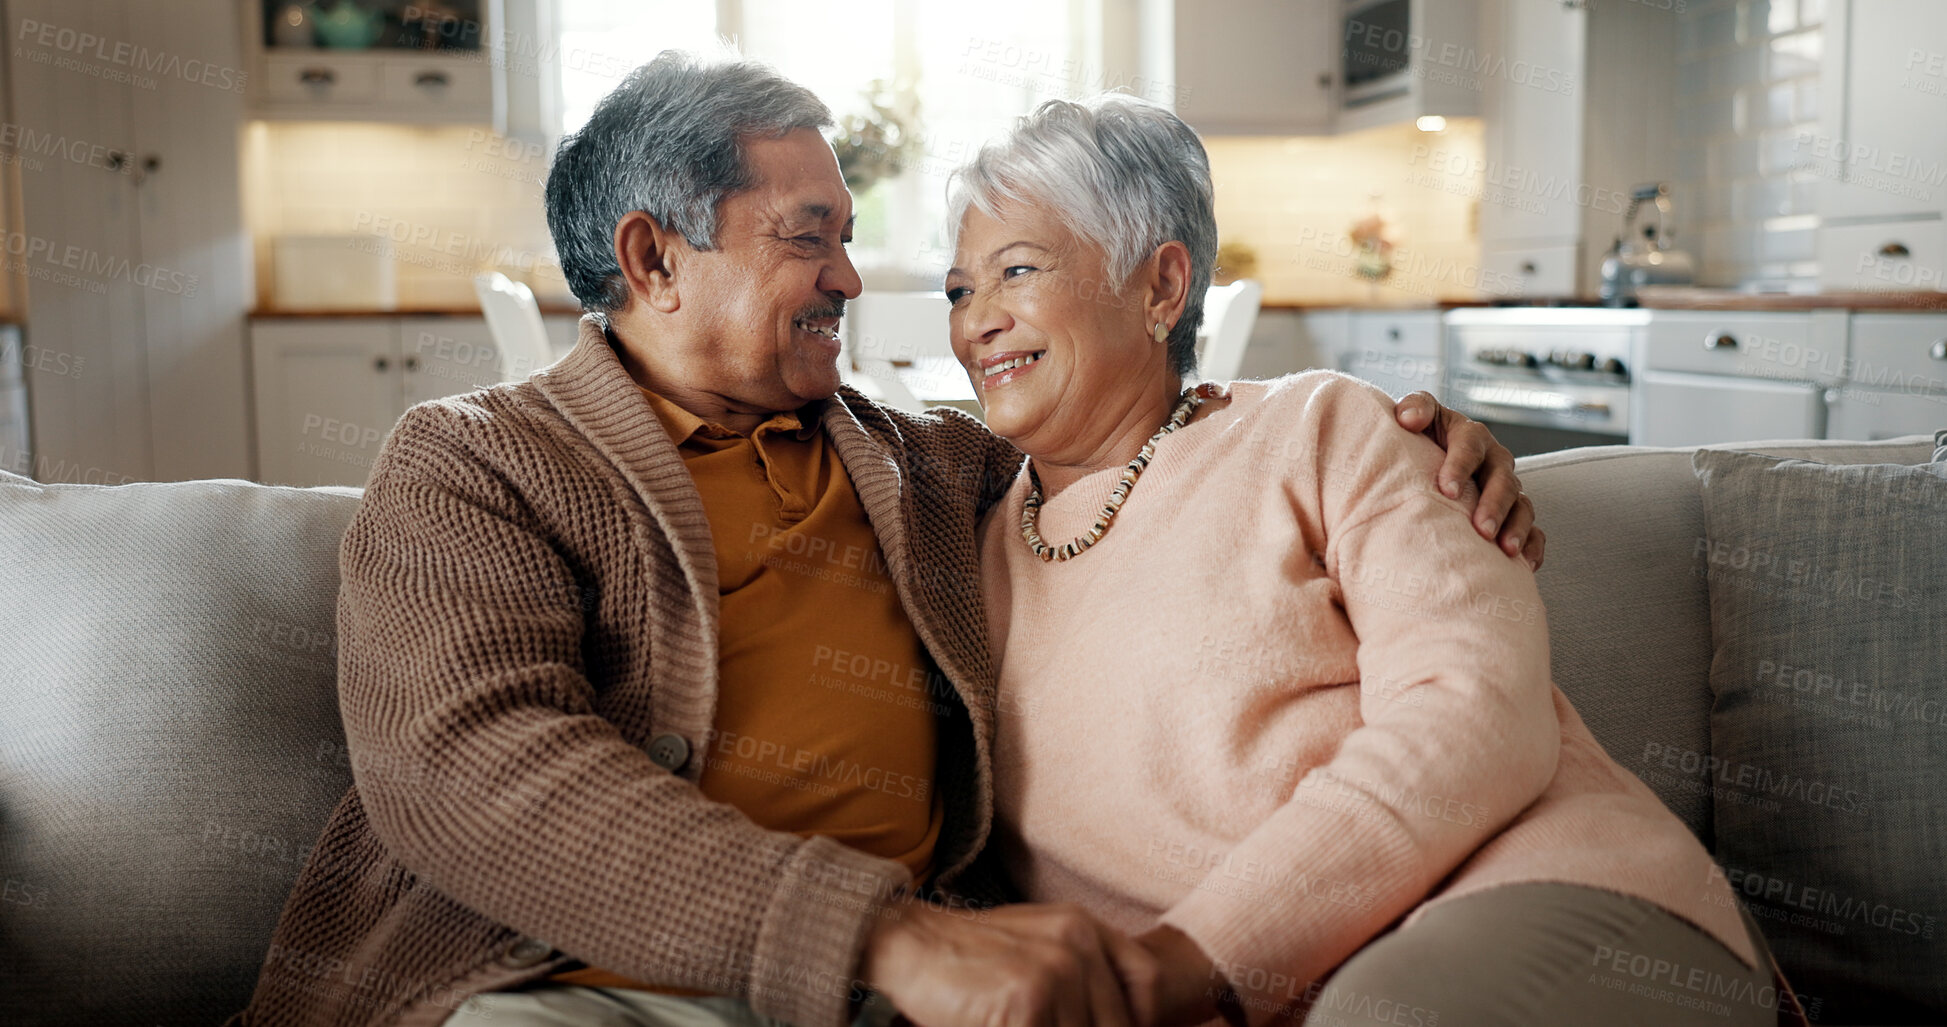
[945,198,1169,457]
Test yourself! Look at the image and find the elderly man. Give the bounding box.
[232,52,1543,1027]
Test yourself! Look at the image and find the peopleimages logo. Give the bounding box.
[14,18,246,92]
[1344,22,1575,95]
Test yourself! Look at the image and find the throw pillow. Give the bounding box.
[1691,449,1946,1024]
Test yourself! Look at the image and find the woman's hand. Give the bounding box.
[862,901,1144,1027]
[1392,391,1545,570]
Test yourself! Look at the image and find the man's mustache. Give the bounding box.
[796,300,846,322]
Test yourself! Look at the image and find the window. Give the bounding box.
[554,0,1094,285]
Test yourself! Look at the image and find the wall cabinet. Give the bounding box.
[241,0,562,136]
[254,50,500,125]
[1815,0,1947,291]
[1473,0,1677,299]
[252,314,578,487]
[1167,0,1337,135]
[6,0,252,483]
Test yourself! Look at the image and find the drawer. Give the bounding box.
[381,57,494,123]
[262,53,382,105]
[1349,311,1441,359]
[1824,387,1947,442]
[1817,221,1947,293]
[1479,244,1577,301]
[1631,369,1825,447]
[1640,311,1840,383]
[1847,314,1947,393]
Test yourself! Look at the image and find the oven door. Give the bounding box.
[1447,370,1631,456]
[1343,0,1413,107]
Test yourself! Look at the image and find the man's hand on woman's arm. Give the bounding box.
[1392,391,1546,570]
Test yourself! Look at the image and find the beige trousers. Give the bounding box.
[443,885,1798,1027]
[1299,882,1803,1027]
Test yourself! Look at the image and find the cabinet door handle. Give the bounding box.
[373,356,390,372]
[1931,338,1947,362]
[414,71,450,88]
[1878,242,1911,258]
[104,150,128,172]
[403,355,421,371]
[1387,327,1402,341]
[1704,331,1738,351]
[298,67,336,86]
[1519,261,1538,275]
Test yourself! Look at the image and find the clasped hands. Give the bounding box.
[861,901,1232,1027]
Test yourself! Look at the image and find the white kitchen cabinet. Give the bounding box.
[1473,0,1678,298]
[1816,0,1947,225]
[1823,313,1947,440]
[1630,310,1846,446]
[252,319,400,488]
[1475,0,1585,247]
[1632,370,1826,447]
[1297,309,1353,370]
[242,0,550,133]
[399,317,502,409]
[1815,0,1947,290]
[6,0,252,483]
[1167,0,1338,135]
[1816,221,1947,293]
[1825,388,1947,441]
[1639,310,1849,384]
[254,315,566,487]
[0,326,27,474]
[1344,310,1443,399]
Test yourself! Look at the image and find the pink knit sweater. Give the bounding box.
[980,373,1757,1018]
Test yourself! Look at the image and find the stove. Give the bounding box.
[1443,308,1651,455]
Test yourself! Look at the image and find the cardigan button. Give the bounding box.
[648,733,691,772]
[500,936,554,968]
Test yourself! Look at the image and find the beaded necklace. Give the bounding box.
[1019,384,1206,562]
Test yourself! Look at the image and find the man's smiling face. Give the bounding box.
[672,127,863,412]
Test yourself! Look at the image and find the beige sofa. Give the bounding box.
[0,432,1936,1024]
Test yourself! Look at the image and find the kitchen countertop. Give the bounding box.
[1263,290,1947,313]
[252,304,587,318]
[1632,287,1947,311]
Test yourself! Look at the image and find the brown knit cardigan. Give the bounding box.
[228,316,1022,1027]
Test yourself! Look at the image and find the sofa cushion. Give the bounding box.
[1513,435,1935,844]
[0,471,362,1026]
[1692,449,1947,1024]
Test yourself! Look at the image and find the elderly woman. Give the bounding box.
[943,97,1797,1027]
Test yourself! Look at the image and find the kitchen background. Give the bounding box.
[1,0,1942,486]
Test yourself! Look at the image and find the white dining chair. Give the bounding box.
[472,272,557,383]
[1196,279,1263,383]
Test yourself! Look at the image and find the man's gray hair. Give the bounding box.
[546,51,832,312]
[947,95,1218,376]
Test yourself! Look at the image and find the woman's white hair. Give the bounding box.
[947,94,1218,376]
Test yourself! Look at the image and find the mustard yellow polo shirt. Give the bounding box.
[551,387,946,991]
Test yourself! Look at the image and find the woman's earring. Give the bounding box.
[1152,322,1169,343]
